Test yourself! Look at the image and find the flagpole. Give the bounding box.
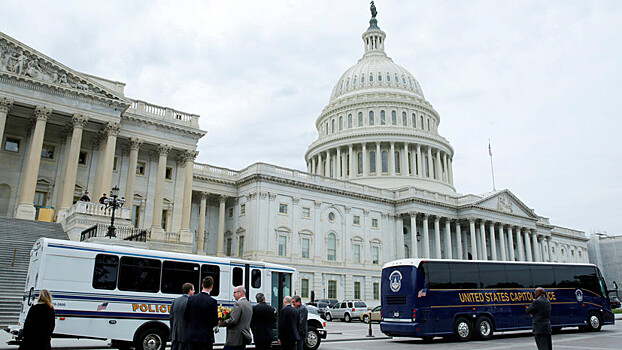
[489,138,496,191]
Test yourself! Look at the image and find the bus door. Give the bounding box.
[246,264,263,302]
[20,240,44,325]
[382,265,426,333]
[271,271,292,339]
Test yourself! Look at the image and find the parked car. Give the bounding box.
[315,298,339,308]
[325,300,368,322]
[360,305,381,323]
[611,296,621,309]
[307,302,330,319]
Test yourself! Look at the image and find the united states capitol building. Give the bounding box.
[0,8,588,304]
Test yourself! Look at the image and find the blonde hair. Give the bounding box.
[38,289,54,310]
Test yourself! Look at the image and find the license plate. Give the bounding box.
[393,311,399,317]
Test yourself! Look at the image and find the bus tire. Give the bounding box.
[586,312,602,332]
[344,313,352,322]
[454,317,473,341]
[304,326,321,350]
[136,327,166,350]
[474,316,494,340]
[325,312,332,321]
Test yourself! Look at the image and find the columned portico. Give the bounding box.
[15,106,52,219]
[179,151,197,242]
[150,145,171,239]
[57,114,89,218]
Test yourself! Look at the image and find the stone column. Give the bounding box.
[448,157,454,185]
[434,216,441,258]
[402,143,408,175]
[444,219,452,259]
[325,150,331,177]
[0,97,14,143]
[480,220,488,260]
[150,145,171,239]
[396,214,404,259]
[532,231,540,262]
[15,106,52,220]
[507,225,515,261]
[179,151,198,242]
[443,153,449,182]
[91,132,107,199]
[99,122,121,199]
[311,157,316,175]
[362,143,368,176]
[409,212,418,258]
[435,150,442,180]
[489,222,497,260]
[348,145,353,178]
[124,138,143,211]
[216,195,227,256]
[336,147,341,178]
[515,226,525,261]
[547,237,552,262]
[469,218,477,260]
[197,192,208,255]
[416,144,422,177]
[422,214,430,258]
[58,114,89,215]
[375,142,381,175]
[427,147,433,178]
[455,220,463,260]
[524,228,533,262]
[389,142,396,175]
[499,224,507,261]
[317,153,323,176]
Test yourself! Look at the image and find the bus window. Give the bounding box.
[554,265,577,288]
[201,264,220,296]
[425,262,452,289]
[92,254,119,290]
[232,267,243,287]
[575,266,600,296]
[161,261,200,294]
[251,269,261,288]
[505,264,533,288]
[477,263,508,288]
[118,257,161,293]
[449,262,478,289]
[531,265,556,288]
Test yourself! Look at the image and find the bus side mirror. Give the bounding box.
[613,281,618,291]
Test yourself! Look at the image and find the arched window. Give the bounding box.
[369,111,374,125]
[346,79,349,87]
[427,118,431,131]
[381,151,388,173]
[391,111,397,125]
[380,110,386,125]
[408,152,412,175]
[353,77,357,86]
[361,75,365,83]
[327,233,336,261]
[387,74,391,82]
[348,114,353,128]
[331,119,335,133]
[326,122,329,135]
[420,115,424,129]
[357,152,363,174]
[339,116,343,131]
[402,111,407,126]
[358,112,363,126]
[412,113,416,128]
[378,74,382,81]
[330,158,334,177]
[370,74,374,82]
[394,151,401,173]
[395,75,399,83]
[369,151,376,173]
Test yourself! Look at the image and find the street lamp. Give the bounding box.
[105,185,125,238]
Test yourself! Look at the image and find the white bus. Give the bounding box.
[7,238,326,350]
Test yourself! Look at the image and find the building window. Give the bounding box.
[370,74,374,82]
[161,209,169,231]
[226,238,232,256]
[136,161,146,175]
[395,151,401,173]
[78,150,88,165]
[372,246,379,265]
[381,151,388,173]
[278,235,287,256]
[41,143,55,159]
[301,278,309,298]
[302,238,310,258]
[331,119,335,133]
[327,233,336,261]
[380,110,386,125]
[412,114,416,128]
[113,157,118,171]
[420,115,424,129]
[330,158,334,177]
[238,236,244,256]
[358,112,363,126]
[348,114,353,128]
[368,111,374,125]
[339,116,343,131]
[131,205,141,228]
[371,218,378,228]
[240,203,246,215]
[427,118,431,131]
[402,111,407,126]
[328,212,335,222]
[34,191,47,208]
[353,215,361,225]
[354,281,361,300]
[369,151,376,173]
[279,203,288,214]
[165,166,172,180]
[4,137,20,152]
[302,207,310,218]
[391,110,397,125]
[228,207,233,218]
[357,152,363,174]
[353,244,361,263]
[328,280,337,299]
[373,282,380,300]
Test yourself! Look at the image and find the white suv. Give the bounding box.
[325,300,368,322]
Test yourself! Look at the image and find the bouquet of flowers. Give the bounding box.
[214,305,232,333]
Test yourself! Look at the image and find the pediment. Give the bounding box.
[0,32,127,105]
[473,190,537,219]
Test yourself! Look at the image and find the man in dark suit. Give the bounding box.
[184,276,219,350]
[292,296,308,350]
[278,296,300,350]
[250,293,275,350]
[222,286,253,350]
[170,283,194,350]
[526,287,552,350]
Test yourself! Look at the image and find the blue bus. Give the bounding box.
[380,259,615,341]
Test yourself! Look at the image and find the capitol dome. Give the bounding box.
[305,9,456,195]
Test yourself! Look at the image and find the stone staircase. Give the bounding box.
[0,217,68,328]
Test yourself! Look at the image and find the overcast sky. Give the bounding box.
[2,1,620,235]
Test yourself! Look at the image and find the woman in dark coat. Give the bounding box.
[19,289,55,350]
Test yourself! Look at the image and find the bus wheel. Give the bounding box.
[304,326,321,350]
[136,327,166,350]
[586,312,602,332]
[344,313,352,322]
[474,316,494,340]
[454,317,473,341]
